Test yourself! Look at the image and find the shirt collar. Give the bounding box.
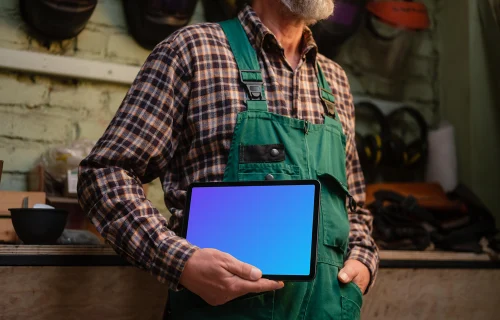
[237,5,319,62]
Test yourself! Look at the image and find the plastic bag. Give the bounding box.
[38,139,95,183]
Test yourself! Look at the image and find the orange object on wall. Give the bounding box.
[366,1,430,30]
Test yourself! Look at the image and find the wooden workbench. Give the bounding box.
[0,245,167,320]
[363,250,500,320]
[0,246,499,320]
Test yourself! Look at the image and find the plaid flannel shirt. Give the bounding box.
[78,5,379,292]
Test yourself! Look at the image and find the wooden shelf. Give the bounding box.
[0,245,116,256]
[379,250,491,262]
[0,191,46,216]
[0,245,493,262]
[46,196,79,205]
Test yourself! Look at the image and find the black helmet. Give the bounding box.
[202,0,247,22]
[124,0,200,50]
[311,0,368,59]
[20,0,97,39]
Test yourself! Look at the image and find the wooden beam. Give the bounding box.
[0,48,140,85]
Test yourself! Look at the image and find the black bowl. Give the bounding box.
[9,208,68,244]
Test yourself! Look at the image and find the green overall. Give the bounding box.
[168,18,363,319]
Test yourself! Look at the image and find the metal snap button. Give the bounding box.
[265,174,275,181]
[270,148,280,157]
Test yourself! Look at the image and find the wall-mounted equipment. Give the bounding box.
[355,101,428,183]
[311,0,368,59]
[355,101,388,183]
[202,0,246,22]
[384,106,428,170]
[344,0,430,101]
[123,0,199,50]
[20,0,98,39]
[382,105,428,182]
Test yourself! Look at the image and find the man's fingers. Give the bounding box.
[224,255,262,281]
[242,278,285,293]
[221,253,284,295]
[338,264,358,283]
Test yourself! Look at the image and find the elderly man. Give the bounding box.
[78,0,379,319]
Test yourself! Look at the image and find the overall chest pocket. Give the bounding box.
[237,144,300,181]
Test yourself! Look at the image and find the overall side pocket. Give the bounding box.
[341,281,363,320]
[316,171,351,251]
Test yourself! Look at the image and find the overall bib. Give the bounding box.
[167,18,363,320]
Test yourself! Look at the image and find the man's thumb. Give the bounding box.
[338,264,357,283]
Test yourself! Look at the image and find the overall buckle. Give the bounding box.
[240,70,264,100]
[320,87,336,118]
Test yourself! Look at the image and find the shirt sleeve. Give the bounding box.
[77,37,198,291]
[343,86,380,293]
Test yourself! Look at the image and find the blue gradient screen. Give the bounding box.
[186,184,316,276]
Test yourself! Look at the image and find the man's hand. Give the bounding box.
[179,248,285,306]
[338,259,370,294]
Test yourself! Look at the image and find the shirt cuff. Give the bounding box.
[347,245,380,294]
[150,235,199,291]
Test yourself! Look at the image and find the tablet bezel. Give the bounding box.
[182,179,320,281]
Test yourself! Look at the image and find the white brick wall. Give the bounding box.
[0,0,440,212]
[0,73,50,106]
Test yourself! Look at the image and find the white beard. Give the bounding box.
[280,0,335,23]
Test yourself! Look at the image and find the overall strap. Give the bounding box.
[317,64,339,126]
[219,18,268,112]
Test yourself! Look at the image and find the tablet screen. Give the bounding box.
[183,181,319,280]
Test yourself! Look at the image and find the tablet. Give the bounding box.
[182,180,320,281]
